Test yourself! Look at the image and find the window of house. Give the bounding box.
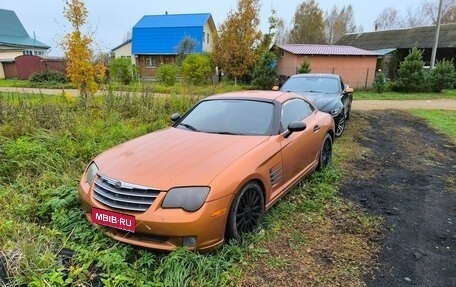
[145,57,156,67]
[280,50,285,57]
[206,33,210,44]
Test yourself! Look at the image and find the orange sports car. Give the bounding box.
[78,91,335,251]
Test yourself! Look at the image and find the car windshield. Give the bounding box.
[281,77,340,94]
[177,99,275,136]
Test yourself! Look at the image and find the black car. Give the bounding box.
[277,73,353,137]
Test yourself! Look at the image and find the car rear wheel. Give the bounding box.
[335,113,346,137]
[226,182,265,240]
[317,134,333,170]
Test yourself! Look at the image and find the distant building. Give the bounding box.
[111,39,134,64]
[131,13,217,78]
[0,9,51,79]
[275,44,380,89]
[337,24,456,78]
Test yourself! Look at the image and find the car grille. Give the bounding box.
[93,175,160,212]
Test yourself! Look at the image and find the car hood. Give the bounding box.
[294,92,342,113]
[94,127,269,190]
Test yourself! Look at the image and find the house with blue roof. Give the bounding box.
[131,13,216,77]
[0,8,50,78]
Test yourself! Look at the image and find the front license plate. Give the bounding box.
[91,207,136,233]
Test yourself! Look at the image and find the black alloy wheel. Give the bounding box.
[317,134,333,170]
[226,182,265,240]
[335,113,346,138]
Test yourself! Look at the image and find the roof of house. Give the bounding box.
[135,13,213,28]
[111,39,132,52]
[0,9,49,49]
[132,13,216,55]
[277,44,380,56]
[337,24,456,50]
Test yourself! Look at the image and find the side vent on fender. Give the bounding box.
[269,166,282,187]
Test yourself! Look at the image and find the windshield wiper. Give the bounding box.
[177,123,199,132]
[285,90,321,93]
[209,131,239,135]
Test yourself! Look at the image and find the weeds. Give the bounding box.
[0,91,380,286]
[0,90,260,286]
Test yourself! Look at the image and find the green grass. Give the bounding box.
[409,110,456,141]
[0,79,74,89]
[0,79,29,87]
[355,89,456,100]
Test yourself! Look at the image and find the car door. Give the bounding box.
[279,98,321,192]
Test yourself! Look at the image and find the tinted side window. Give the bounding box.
[281,99,313,130]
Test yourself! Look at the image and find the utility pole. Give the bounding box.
[430,0,444,69]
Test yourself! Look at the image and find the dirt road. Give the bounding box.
[340,111,456,287]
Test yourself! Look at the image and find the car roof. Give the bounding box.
[290,73,340,79]
[205,90,301,103]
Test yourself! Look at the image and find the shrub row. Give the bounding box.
[374,48,456,93]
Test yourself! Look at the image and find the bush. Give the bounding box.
[29,70,67,83]
[373,70,387,93]
[109,58,138,85]
[393,47,427,92]
[156,64,179,86]
[181,54,212,85]
[297,58,311,74]
[252,52,277,90]
[429,59,456,93]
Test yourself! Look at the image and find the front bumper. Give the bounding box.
[78,180,233,251]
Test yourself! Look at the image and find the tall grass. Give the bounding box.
[0,90,380,286]
[2,90,250,286]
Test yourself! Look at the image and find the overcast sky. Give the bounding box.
[1,0,421,56]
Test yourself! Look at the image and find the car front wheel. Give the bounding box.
[226,182,265,240]
[335,113,346,137]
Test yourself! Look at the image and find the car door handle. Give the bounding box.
[313,125,321,132]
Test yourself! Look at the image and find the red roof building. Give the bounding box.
[275,44,380,89]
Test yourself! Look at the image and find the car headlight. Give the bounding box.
[162,187,210,212]
[330,107,342,116]
[86,162,99,185]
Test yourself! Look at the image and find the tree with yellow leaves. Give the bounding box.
[61,0,105,105]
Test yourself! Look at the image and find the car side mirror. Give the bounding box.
[284,121,306,138]
[272,85,280,91]
[345,87,354,93]
[171,113,181,122]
